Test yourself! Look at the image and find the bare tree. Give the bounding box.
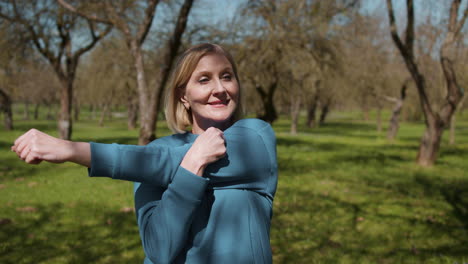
[386,0,467,166]
[59,0,194,144]
[0,0,111,139]
[238,0,355,126]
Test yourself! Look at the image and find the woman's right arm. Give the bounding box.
[11,128,92,166]
[11,128,226,187]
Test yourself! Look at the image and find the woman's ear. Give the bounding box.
[180,95,190,110]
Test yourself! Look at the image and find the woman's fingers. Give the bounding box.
[12,129,49,163]
[200,127,226,162]
[19,146,31,160]
[13,129,37,157]
[181,127,228,176]
[14,137,28,157]
[25,151,42,164]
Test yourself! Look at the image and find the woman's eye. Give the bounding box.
[198,77,209,83]
[222,74,232,81]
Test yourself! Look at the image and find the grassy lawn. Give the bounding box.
[1,110,467,263]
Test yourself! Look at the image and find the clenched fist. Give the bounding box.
[180,127,226,176]
[11,129,91,167]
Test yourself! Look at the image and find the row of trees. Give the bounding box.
[1,0,467,166]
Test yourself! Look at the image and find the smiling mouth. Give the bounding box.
[208,99,229,106]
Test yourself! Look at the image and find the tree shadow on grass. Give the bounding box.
[0,202,143,264]
[0,139,14,149]
[277,137,347,152]
[272,183,468,263]
[277,140,351,174]
[329,151,407,166]
[274,120,379,138]
[0,156,42,182]
[440,147,468,157]
[315,122,381,140]
[415,175,468,236]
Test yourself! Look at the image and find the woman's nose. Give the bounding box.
[212,79,227,94]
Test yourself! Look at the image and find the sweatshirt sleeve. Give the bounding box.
[88,142,191,187]
[206,118,278,199]
[135,167,209,264]
[88,119,277,197]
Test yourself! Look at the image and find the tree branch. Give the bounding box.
[454,1,468,37]
[103,1,131,41]
[382,95,398,103]
[56,0,112,25]
[136,0,159,46]
[386,0,435,123]
[404,0,414,58]
[74,23,112,60]
[153,0,194,111]
[386,0,406,56]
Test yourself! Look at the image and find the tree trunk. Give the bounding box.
[306,94,319,128]
[90,104,96,120]
[0,88,13,130]
[127,82,138,130]
[107,104,113,121]
[450,96,465,145]
[23,101,30,120]
[99,103,109,127]
[34,103,40,120]
[319,99,330,126]
[387,101,403,141]
[362,105,369,121]
[74,96,80,121]
[46,102,54,120]
[416,121,443,166]
[58,78,73,140]
[138,0,194,145]
[387,81,408,141]
[128,102,138,130]
[130,42,153,145]
[290,95,301,135]
[256,83,278,124]
[99,88,115,127]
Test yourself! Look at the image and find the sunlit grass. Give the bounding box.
[1,109,467,263]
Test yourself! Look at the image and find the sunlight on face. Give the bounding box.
[181,53,239,134]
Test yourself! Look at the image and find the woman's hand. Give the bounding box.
[180,127,226,176]
[11,129,91,167]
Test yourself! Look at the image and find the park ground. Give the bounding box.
[1,109,467,264]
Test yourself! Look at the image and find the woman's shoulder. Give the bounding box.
[148,132,195,147]
[232,118,271,130]
[228,118,275,139]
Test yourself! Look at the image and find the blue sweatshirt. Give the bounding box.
[88,119,278,264]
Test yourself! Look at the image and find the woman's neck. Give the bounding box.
[191,119,232,134]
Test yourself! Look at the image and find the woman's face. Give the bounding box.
[181,53,239,134]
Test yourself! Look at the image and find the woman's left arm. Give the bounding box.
[89,119,277,196]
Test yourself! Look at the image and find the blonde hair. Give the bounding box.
[165,43,243,133]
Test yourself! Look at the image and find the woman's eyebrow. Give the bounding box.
[221,67,233,72]
[194,70,212,76]
[194,67,233,76]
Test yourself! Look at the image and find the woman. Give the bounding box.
[12,43,277,264]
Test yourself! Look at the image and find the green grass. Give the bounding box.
[1,110,467,263]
